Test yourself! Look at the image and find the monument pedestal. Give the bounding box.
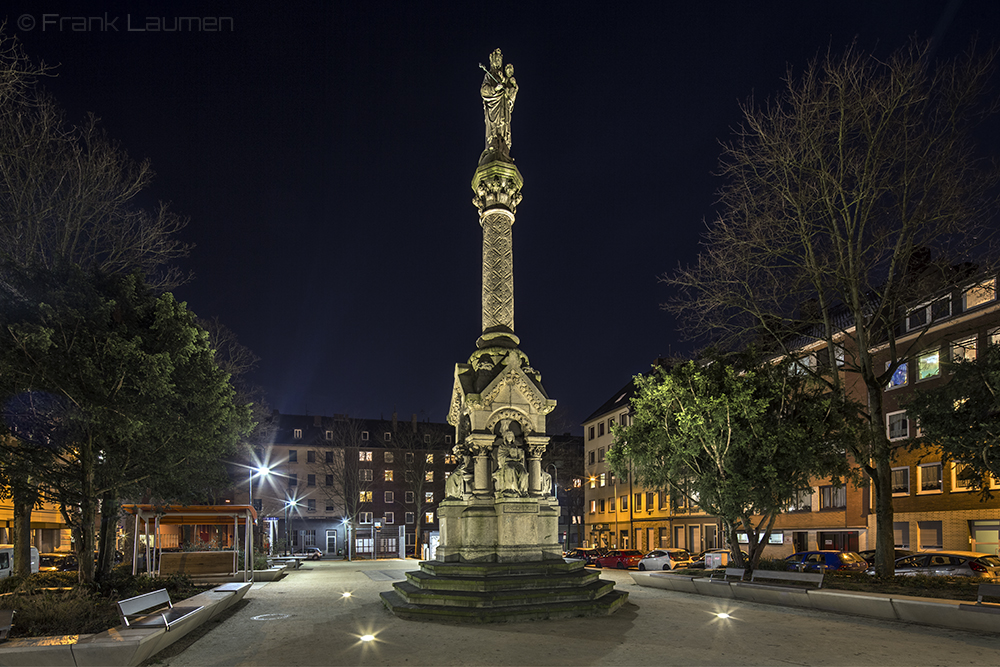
[436,497,561,563]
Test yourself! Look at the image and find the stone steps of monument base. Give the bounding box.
[406,568,600,593]
[389,578,617,609]
[419,559,584,579]
[379,588,629,623]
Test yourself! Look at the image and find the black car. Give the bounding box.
[856,549,912,567]
[39,553,78,572]
[563,547,607,566]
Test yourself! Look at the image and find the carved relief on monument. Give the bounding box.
[481,209,515,332]
[491,419,528,497]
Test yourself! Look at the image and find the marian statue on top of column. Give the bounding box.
[480,48,518,164]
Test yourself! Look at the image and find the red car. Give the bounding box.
[595,549,644,569]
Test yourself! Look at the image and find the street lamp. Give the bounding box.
[547,464,560,549]
[284,499,299,556]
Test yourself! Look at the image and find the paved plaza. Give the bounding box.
[156,559,1000,666]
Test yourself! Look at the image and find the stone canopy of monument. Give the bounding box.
[381,50,626,622]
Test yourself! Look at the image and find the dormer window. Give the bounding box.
[963,278,996,311]
[293,428,302,440]
[906,297,951,332]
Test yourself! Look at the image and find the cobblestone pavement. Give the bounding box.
[157,559,1000,666]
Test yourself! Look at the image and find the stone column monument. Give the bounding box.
[382,50,626,621]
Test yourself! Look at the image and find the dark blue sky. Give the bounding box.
[8,1,1000,433]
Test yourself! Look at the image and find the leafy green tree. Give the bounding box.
[907,344,1000,494]
[666,40,999,576]
[0,268,252,582]
[607,355,853,572]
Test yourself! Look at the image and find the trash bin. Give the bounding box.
[706,551,729,569]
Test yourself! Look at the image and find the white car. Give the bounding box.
[638,548,693,571]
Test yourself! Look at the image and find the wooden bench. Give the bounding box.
[158,551,235,577]
[976,582,1000,604]
[710,567,746,581]
[0,609,13,641]
[749,569,825,588]
[117,589,204,631]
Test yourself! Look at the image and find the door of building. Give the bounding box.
[325,530,337,554]
[971,520,1000,555]
[674,526,685,550]
[704,524,718,550]
[688,525,702,554]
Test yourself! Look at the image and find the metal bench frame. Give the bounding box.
[117,588,203,631]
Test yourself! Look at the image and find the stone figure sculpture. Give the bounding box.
[491,419,528,496]
[444,457,468,500]
[480,48,518,162]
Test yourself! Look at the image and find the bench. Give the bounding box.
[0,609,12,641]
[117,588,204,631]
[976,583,1000,605]
[158,551,235,577]
[710,567,746,581]
[749,569,825,588]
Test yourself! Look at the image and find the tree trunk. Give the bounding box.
[11,495,33,576]
[77,437,97,584]
[95,494,119,581]
[865,376,895,577]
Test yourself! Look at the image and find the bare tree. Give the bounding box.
[0,30,190,291]
[386,417,451,557]
[667,40,999,576]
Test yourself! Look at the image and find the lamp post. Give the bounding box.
[547,463,560,549]
[284,499,298,556]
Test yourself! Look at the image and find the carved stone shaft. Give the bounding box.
[481,209,515,334]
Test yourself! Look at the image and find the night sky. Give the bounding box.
[8,1,1000,434]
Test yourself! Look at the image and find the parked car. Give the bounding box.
[856,549,912,567]
[294,547,323,560]
[39,552,78,572]
[783,550,868,572]
[638,548,692,571]
[868,551,1000,579]
[0,545,40,578]
[594,549,645,569]
[563,548,604,565]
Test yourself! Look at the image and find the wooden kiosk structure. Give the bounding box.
[122,504,257,582]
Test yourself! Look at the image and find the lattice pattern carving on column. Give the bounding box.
[482,210,514,332]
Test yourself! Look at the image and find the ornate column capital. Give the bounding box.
[472,161,523,216]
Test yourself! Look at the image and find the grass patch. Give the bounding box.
[0,566,215,639]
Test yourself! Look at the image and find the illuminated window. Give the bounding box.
[918,463,942,493]
[293,429,302,440]
[917,350,940,381]
[384,469,393,481]
[886,361,908,389]
[359,451,372,461]
[590,500,596,513]
[425,471,434,482]
[787,488,812,512]
[599,473,606,487]
[444,454,457,464]
[425,492,434,503]
[575,478,583,489]
[384,491,394,503]
[887,411,909,441]
[425,512,434,523]
[426,454,434,464]
[891,467,909,496]
[360,491,372,502]
[963,278,996,311]
[384,451,393,463]
[952,336,977,363]
[589,477,595,489]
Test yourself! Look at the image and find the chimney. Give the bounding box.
[411,413,417,433]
